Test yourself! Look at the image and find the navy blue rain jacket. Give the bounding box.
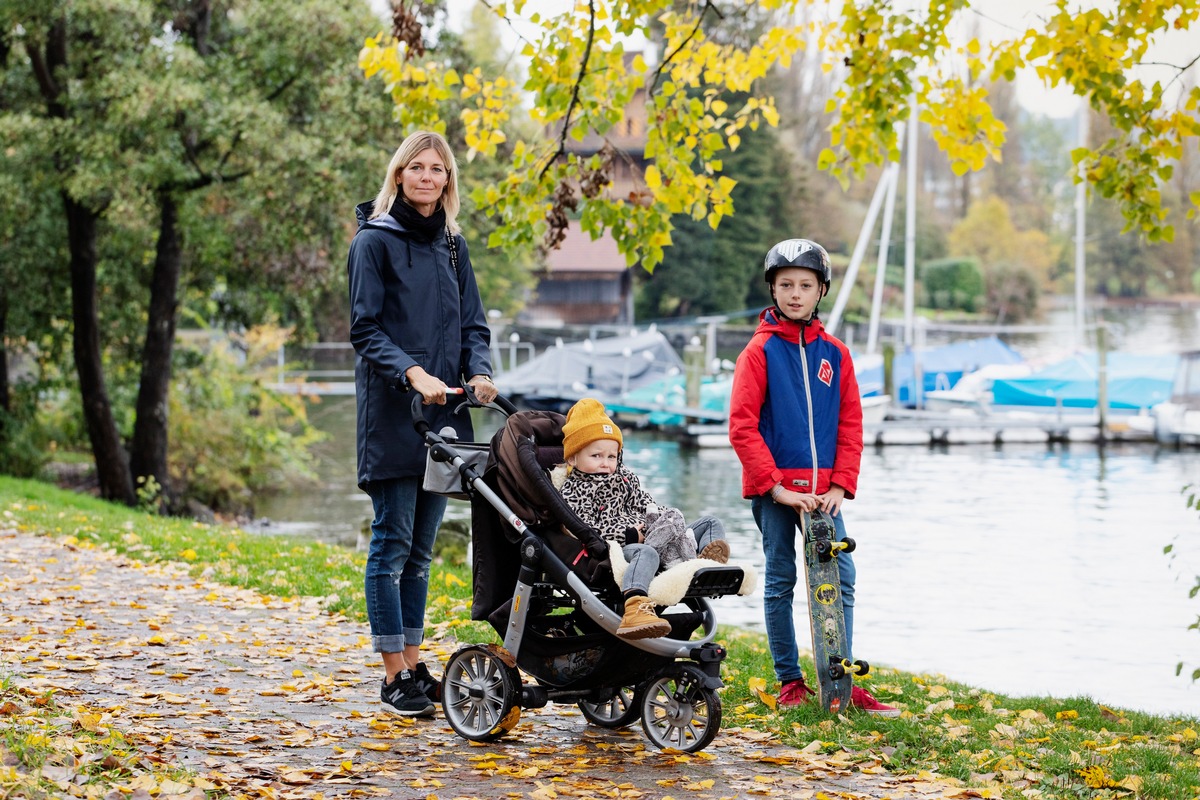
[347,201,492,487]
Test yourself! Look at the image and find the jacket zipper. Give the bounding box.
[798,326,819,494]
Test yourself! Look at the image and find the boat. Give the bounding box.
[492,329,685,413]
[990,351,1178,412]
[606,372,733,426]
[856,336,1027,409]
[1151,350,1200,445]
[924,362,1034,414]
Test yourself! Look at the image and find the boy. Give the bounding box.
[728,238,898,717]
[554,398,730,640]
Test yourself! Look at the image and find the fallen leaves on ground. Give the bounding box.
[0,526,977,799]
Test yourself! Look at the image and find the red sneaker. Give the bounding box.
[778,677,816,707]
[850,686,900,717]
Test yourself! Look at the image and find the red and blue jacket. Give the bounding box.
[728,308,863,500]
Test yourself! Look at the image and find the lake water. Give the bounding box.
[256,306,1200,717]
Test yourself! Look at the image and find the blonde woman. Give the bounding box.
[347,131,497,717]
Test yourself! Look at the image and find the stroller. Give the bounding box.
[414,390,749,753]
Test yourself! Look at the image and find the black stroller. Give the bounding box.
[414,391,747,753]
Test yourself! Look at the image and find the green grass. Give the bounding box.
[2,475,1198,800]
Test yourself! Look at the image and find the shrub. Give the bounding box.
[168,326,323,516]
[921,257,984,313]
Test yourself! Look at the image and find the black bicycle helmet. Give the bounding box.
[763,239,831,289]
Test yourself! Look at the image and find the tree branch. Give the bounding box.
[649,0,719,98]
[537,0,595,183]
[1157,50,1200,94]
[24,18,67,118]
[477,0,536,52]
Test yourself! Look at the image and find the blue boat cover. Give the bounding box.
[990,351,1178,410]
[857,336,1025,407]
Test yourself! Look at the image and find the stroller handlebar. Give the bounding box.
[411,384,519,437]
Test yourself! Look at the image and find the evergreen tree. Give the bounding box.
[636,121,806,319]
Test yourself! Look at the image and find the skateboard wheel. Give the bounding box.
[828,662,846,680]
[816,541,833,562]
[853,660,869,676]
[841,537,856,553]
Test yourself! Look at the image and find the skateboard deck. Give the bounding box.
[800,509,866,714]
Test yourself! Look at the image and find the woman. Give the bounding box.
[347,131,497,717]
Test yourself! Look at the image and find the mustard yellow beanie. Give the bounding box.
[562,398,623,462]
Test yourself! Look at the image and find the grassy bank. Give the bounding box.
[2,475,1197,800]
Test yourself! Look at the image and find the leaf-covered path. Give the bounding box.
[1,528,971,799]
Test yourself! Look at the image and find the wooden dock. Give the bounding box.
[672,408,1157,448]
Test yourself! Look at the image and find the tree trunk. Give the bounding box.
[130,193,181,511]
[65,193,135,505]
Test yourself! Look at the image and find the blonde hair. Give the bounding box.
[369,131,461,233]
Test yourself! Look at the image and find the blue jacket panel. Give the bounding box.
[347,202,492,486]
[759,332,845,484]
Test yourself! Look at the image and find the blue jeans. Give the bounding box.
[364,477,447,653]
[690,515,725,551]
[622,543,660,594]
[623,514,725,594]
[751,497,856,684]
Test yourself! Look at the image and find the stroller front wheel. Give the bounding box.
[442,644,522,742]
[640,663,722,753]
[579,684,642,728]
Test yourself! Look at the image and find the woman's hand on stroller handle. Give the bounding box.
[411,385,519,435]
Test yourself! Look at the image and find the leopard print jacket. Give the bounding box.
[556,464,656,545]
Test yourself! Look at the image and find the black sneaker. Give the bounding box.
[381,671,435,717]
[412,661,442,704]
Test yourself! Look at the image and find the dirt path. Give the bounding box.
[1,528,972,799]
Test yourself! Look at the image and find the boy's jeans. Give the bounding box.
[751,497,856,684]
[364,477,447,653]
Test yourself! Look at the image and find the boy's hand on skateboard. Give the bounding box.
[816,485,847,517]
[775,486,820,512]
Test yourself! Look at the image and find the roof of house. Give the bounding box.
[544,220,628,275]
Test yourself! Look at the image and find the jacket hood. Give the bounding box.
[754,307,824,345]
[354,200,406,233]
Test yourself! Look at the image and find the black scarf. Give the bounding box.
[389,198,446,243]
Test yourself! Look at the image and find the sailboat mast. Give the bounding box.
[903,93,918,347]
[1075,99,1089,350]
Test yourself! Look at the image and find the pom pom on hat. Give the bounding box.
[562,398,623,461]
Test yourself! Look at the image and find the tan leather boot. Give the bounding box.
[699,540,730,564]
[616,596,671,640]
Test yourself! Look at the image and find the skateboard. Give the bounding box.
[800,509,869,713]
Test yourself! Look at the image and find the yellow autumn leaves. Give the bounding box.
[364,1,1198,262]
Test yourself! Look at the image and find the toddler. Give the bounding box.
[555,398,730,640]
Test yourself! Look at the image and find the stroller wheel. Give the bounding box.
[640,663,722,753]
[579,685,642,728]
[441,644,522,743]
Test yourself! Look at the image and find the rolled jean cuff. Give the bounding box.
[371,633,406,653]
[403,625,424,648]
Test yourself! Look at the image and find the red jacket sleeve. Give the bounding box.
[728,334,784,498]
